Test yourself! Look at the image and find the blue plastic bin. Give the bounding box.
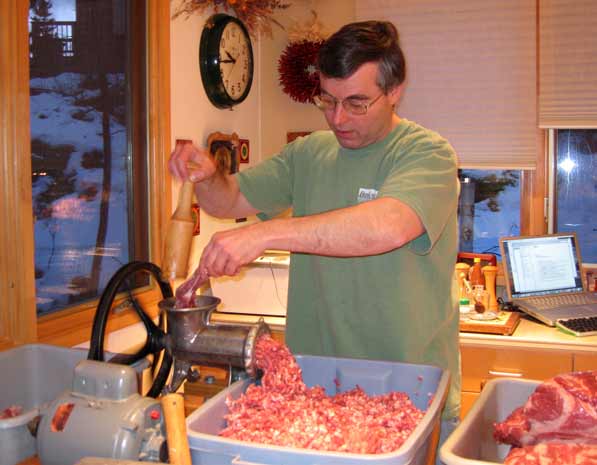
[187,354,449,465]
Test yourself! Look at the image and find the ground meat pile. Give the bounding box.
[219,335,425,454]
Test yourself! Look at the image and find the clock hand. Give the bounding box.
[225,50,237,63]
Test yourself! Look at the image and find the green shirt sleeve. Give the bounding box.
[378,128,459,255]
[235,140,299,220]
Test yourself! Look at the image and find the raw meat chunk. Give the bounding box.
[494,371,597,447]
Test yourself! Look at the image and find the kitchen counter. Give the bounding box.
[459,313,597,352]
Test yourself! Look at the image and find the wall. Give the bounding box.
[169,0,355,272]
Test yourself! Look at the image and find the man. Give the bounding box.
[170,20,460,458]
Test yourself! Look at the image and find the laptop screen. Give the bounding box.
[501,234,584,299]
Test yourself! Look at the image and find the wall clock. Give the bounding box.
[199,14,254,109]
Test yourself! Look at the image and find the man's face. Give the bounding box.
[319,62,402,149]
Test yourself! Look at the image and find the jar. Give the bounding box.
[469,285,497,321]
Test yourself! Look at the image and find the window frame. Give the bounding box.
[0,0,171,349]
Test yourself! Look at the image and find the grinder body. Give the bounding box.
[159,296,270,393]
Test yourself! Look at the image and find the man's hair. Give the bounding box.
[317,20,406,93]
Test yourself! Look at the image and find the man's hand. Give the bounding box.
[169,139,216,184]
[198,223,268,277]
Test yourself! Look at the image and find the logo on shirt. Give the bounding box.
[357,188,378,203]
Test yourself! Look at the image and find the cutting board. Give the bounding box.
[459,311,521,335]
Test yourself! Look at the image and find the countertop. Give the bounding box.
[459,314,597,352]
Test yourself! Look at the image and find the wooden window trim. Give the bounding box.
[0,0,172,349]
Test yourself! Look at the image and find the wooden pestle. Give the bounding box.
[161,393,192,465]
[162,179,195,280]
[482,265,499,311]
[455,262,471,299]
[162,140,198,281]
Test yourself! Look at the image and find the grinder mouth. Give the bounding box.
[158,295,221,313]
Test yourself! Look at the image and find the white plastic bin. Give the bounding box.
[439,378,540,465]
[0,344,93,465]
[0,343,148,465]
[187,354,450,465]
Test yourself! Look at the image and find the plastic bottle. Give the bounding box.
[469,257,485,287]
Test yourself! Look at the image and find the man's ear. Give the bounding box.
[388,84,403,106]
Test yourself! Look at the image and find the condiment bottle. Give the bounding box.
[469,257,485,287]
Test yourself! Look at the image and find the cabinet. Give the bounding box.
[573,352,597,371]
[460,345,572,418]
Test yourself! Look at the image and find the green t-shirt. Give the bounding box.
[236,118,461,419]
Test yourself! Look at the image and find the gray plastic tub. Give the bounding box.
[0,343,148,465]
[439,378,540,465]
[187,354,449,465]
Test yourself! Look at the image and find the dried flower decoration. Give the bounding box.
[286,10,328,43]
[172,0,290,38]
[277,11,328,103]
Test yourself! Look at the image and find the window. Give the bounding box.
[458,170,522,257]
[551,129,597,264]
[30,0,150,315]
[0,0,170,348]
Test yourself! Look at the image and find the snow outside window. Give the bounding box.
[30,0,150,315]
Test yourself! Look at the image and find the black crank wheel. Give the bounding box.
[88,261,173,398]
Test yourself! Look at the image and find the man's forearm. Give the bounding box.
[263,197,424,257]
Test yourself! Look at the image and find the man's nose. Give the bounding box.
[331,103,349,126]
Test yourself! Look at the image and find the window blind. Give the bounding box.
[355,0,539,169]
[539,0,597,128]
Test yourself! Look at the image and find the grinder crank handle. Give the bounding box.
[162,393,192,465]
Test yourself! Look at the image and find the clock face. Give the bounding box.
[219,21,251,102]
[199,14,254,109]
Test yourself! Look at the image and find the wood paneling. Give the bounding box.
[0,0,37,347]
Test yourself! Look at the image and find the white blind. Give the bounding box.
[539,0,597,128]
[355,0,539,169]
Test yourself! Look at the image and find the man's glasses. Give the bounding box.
[312,93,384,115]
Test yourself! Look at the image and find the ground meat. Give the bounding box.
[219,334,424,454]
[0,405,23,419]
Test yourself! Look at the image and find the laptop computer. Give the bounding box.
[499,233,597,326]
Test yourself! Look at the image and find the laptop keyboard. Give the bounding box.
[556,316,597,337]
[526,293,597,310]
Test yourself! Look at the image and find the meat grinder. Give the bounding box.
[32,261,270,465]
[87,261,270,396]
[158,294,270,394]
